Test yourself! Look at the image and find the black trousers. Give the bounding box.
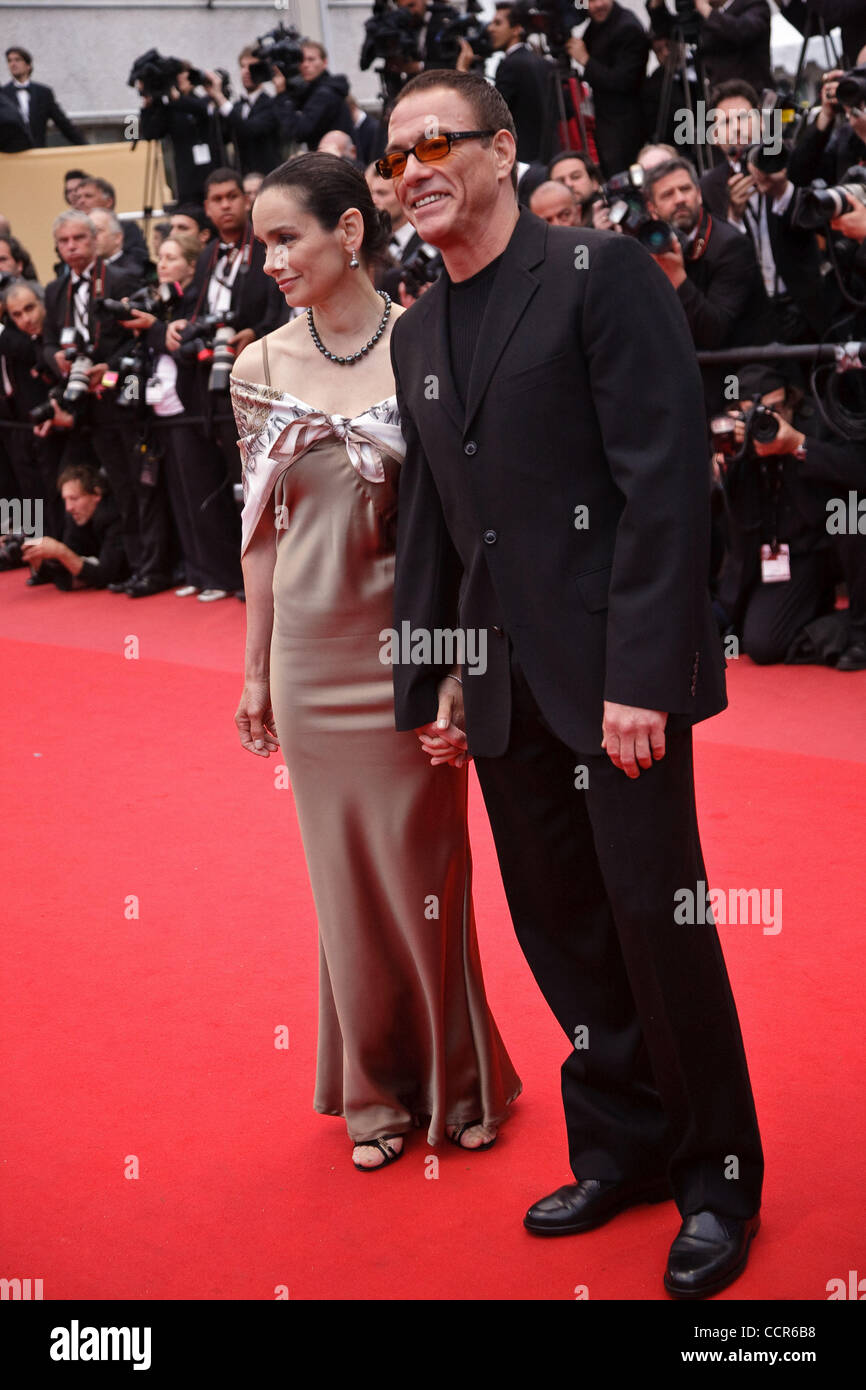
[741,550,836,664]
[161,420,242,592]
[473,656,764,1220]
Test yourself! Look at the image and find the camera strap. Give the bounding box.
[63,257,107,351]
[688,208,712,262]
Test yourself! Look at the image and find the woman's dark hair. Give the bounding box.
[259,152,392,266]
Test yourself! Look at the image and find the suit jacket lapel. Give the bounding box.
[414,273,464,435]
[463,208,545,428]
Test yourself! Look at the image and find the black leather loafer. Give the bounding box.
[126,576,171,598]
[524,1176,671,1236]
[837,641,866,672]
[664,1210,760,1298]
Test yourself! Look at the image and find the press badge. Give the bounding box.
[760,543,791,583]
[192,143,212,166]
[145,377,164,405]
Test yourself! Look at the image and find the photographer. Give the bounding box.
[88,208,152,279]
[714,362,866,670]
[647,1,772,99]
[75,178,151,278]
[699,81,762,226]
[484,3,557,164]
[168,204,213,251]
[549,149,602,225]
[0,278,66,545]
[567,0,649,178]
[273,40,355,152]
[788,63,866,189]
[164,168,285,601]
[643,156,771,411]
[207,48,282,175]
[21,463,126,591]
[529,179,582,224]
[137,58,217,203]
[41,210,143,576]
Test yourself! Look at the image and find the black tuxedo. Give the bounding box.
[391,207,763,1218]
[0,87,32,151]
[1,79,87,146]
[495,44,557,165]
[224,91,282,174]
[583,1,649,176]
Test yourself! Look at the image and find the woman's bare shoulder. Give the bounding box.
[232,319,305,385]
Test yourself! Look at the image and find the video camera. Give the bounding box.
[128,49,206,100]
[429,0,493,67]
[360,1,421,73]
[176,312,238,392]
[250,23,305,87]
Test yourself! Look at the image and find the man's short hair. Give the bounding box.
[89,208,123,237]
[169,201,210,229]
[64,168,90,183]
[58,462,103,494]
[494,3,528,31]
[1,276,44,308]
[643,157,700,203]
[238,44,257,62]
[5,46,33,67]
[709,79,759,109]
[391,70,519,193]
[52,209,97,239]
[204,167,245,196]
[549,149,601,183]
[79,176,116,206]
[301,39,327,61]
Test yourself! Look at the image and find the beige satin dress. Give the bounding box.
[231,372,521,1145]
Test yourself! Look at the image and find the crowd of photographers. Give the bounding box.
[2,3,866,667]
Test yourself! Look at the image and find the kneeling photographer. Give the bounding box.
[165,168,285,601]
[41,211,145,578]
[713,362,866,670]
[20,462,126,591]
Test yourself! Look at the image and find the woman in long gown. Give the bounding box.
[231,153,520,1169]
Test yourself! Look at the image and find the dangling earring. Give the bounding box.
[349,247,359,270]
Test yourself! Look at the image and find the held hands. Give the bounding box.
[602,702,667,779]
[235,679,280,757]
[416,675,470,769]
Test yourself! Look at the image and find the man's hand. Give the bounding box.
[120,308,156,333]
[33,398,75,437]
[817,69,844,131]
[727,171,755,221]
[416,675,469,768]
[21,536,62,563]
[165,318,188,353]
[455,38,474,73]
[271,67,287,94]
[229,327,256,354]
[602,701,667,778]
[203,70,225,102]
[87,362,109,391]
[53,349,71,377]
[591,200,617,232]
[831,200,866,242]
[652,233,687,288]
[752,417,805,457]
[567,37,588,66]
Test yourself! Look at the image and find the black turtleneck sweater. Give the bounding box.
[447,252,504,410]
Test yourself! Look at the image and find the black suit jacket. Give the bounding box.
[495,45,557,165]
[584,2,649,177]
[353,110,386,165]
[0,87,32,151]
[2,80,87,145]
[140,92,216,201]
[274,71,354,151]
[225,92,282,174]
[42,260,140,377]
[390,208,726,757]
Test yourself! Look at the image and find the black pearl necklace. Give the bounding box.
[306,291,392,366]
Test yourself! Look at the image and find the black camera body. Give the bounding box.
[177,311,237,392]
[401,245,444,298]
[835,66,866,114]
[710,404,781,461]
[361,2,423,72]
[98,282,184,324]
[790,173,866,232]
[431,1,493,66]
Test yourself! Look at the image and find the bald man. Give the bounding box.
[529,180,581,227]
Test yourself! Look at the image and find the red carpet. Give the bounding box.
[2,571,864,1300]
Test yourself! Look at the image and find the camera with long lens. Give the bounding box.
[176,311,237,392]
[710,403,780,461]
[400,245,444,298]
[58,338,97,411]
[98,282,185,324]
[128,49,205,100]
[636,219,691,255]
[790,174,866,232]
[27,385,65,426]
[600,166,665,245]
[430,0,493,68]
[250,23,304,88]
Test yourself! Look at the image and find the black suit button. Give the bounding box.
[464,440,478,456]
[482,529,498,545]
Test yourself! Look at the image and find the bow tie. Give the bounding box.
[218,242,238,254]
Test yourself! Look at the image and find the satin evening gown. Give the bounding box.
[230,370,521,1145]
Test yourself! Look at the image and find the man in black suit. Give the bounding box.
[386,69,763,1298]
[165,167,286,601]
[273,40,355,152]
[74,177,150,277]
[0,85,32,152]
[208,49,282,175]
[487,3,557,165]
[21,463,127,590]
[41,210,141,574]
[138,64,217,203]
[4,46,87,146]
[644,156,772,412]
[566,0,649,177]
[348,93,386,166]
[699,81,762,226]
[647,0,772,98]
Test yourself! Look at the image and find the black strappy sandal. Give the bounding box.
[446,1121,497,1152]
[352,1134,405,1171]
